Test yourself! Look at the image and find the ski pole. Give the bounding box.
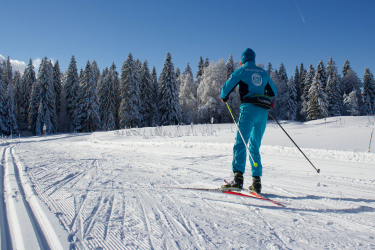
[268,112,320,173]
[226,103,258,167]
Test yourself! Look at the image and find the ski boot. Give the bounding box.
[221,172,243,191]
[249,176,261,194]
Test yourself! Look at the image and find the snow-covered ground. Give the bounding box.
[1,116,375,249]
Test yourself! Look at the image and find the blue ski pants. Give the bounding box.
[232,103,268,177]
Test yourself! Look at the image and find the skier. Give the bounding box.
[221,48,277,194]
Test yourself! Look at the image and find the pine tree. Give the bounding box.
[0,77,7,134]
[326,57,336,80]
[326,71,342,117]
[91,60,100,88]
[306,64,329,120]
[301,64,315,119]
[196,56,204,81]
[316,60,327,91]
[119,53,141,128]
[362,68,375,115]
[294,66,300,98]
[151,66,159,126]
[184,63,193,77]
[139,60,154,127]
[52,60,62,116]
[342,60,350,78]
[99,64,119,131]
[175,67,181,79]
[23,59,36,119]
[278,63,288,84]
[226,55,235,79]
[343,90,360,116]
[197,59,227,123]
[341,60,361,95]
[12,71,22,126]
[204,58,209,68]
[179,72,198,124]
[33,58,57,135]
[78,61,101,132]
[4,78,18,135]
[158,52,182,125]
[57,71,69,132]
[2,56,13,86]
[266,62,273,76]
[65,56,80,131]
[273,64,289,119]
[286,77,297,120]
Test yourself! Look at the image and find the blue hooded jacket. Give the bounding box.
[221,49,277,104]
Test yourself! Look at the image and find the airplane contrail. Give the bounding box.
[294,0,305,22]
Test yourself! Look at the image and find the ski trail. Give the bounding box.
[138,192,156,250]
[104,193,115,241]
[154,162,216,209]
[4,145,64,250]
[84,193,106,238]
[0,147,11,250]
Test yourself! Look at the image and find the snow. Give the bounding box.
[1,116,375,249]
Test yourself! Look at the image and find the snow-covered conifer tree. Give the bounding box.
[316,60,327,92]
[158,52,181,125]
[266,62,273,76]
[2,56,13,85]
[78,61,101,132]
[57,71,69,132]
[0,77,7,134]
[4,79,18,135]
[196,57,204,82]
[179,71,198,124]
[326,71,342,117]
[300,64,315,119]
[12,71,22,125]
[326,57,336,80]
[65,56,80,131]
[33,58,57,135]
[278,63,288,84]
[343,90,360,116]
[272,64,289,119]
[204,58,209,68]
[226,55,235,79]
[362,68,375,115]
[286,77,297,120]
[99,64,118,130]
[175,67,181,79]
[23,59,36,113]
[91,60,100,88]
[119,53,141,128]
[140,60,155,127]
[306,64,328,120]
[341,60,361,95]
[53,60,62,116]
[151,66,158,125]
[197,59,227,123]
[184,63,193,76]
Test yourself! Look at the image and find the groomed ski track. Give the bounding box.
[0,145,64,250]
[6,129,375,250]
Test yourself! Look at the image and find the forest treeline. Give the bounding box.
[0,53,374,135]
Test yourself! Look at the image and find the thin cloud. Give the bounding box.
[0,55,52,74]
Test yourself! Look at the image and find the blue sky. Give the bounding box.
[1,0,374,80]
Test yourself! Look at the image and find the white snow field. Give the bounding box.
[1,116,375,249]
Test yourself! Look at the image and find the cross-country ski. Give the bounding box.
[165,186,288,207]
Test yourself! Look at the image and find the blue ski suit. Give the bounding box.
[221,48,277,177]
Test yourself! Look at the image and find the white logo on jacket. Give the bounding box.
[251,73,262,86]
